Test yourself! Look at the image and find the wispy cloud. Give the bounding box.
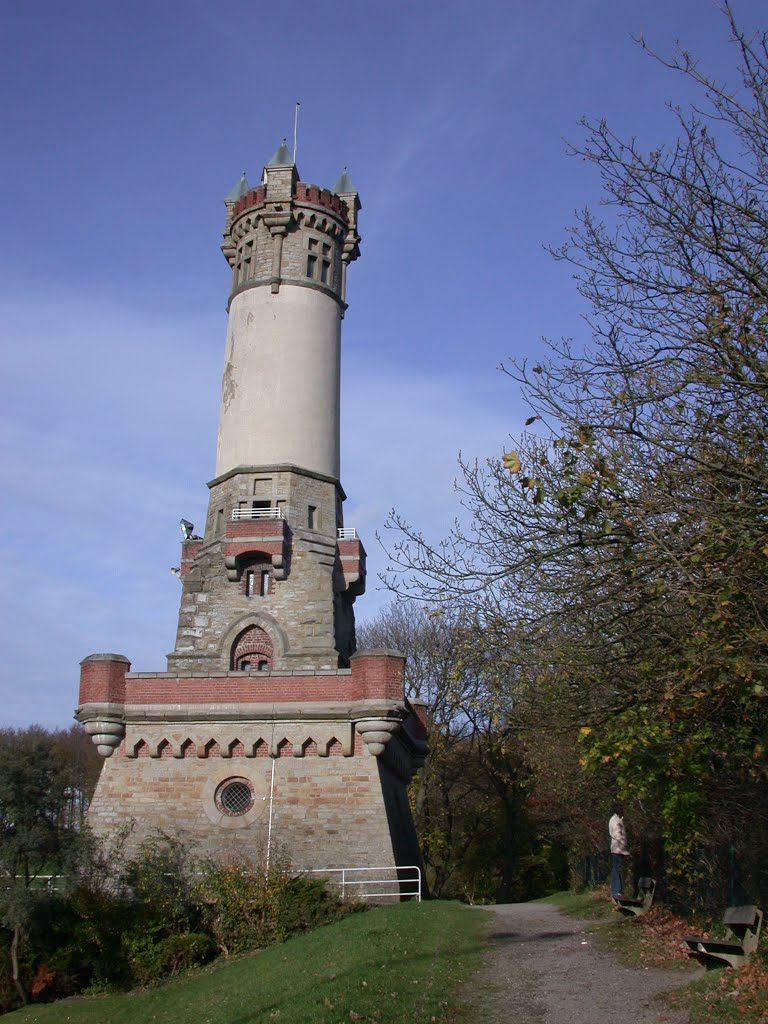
[0,287,220,726]
[0,286,518,725]
[342,352,521,614]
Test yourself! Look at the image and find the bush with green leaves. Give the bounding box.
[193,859,355,957]
[123,931,215,987]
[0,831,358,1010]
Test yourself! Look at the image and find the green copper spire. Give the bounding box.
[225,172,250,202]
[267,139,294,167]
[333,167,357,194]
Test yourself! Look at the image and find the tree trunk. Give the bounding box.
[496,793,521,903]
[10,924,27,1005]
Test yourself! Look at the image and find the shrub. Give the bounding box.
[44,886,135,992]
[194,860,355,956]
[126,931,215,986]
[0,838,358,1008]
[122,833,199,934]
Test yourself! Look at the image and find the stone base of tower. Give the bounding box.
[86,745,420,875]
[77,650,427,898]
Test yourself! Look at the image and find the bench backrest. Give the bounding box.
[724,905,759,927]
[723,906,763,954]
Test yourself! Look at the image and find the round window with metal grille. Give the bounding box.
[216,779,254,816]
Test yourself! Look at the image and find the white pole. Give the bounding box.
[266,756,276,873]
[293,101,300,164]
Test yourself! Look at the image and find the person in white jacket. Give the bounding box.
[608,803,629,898]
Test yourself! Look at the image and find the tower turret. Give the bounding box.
[216,145,359,479]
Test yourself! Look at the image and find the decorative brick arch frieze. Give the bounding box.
[232,209,344,244]
[232,210,267,239]
[121,723,356,760]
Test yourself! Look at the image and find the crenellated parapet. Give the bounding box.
[222,151,360,307]
[231,182,348,223]
[76,649,425,781]
[230,184,267,220]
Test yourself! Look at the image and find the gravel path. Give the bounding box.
[462,902,693,1024]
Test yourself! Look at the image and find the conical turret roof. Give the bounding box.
[333,167,357,194]
[267,139,294,167]
[225,172,250,202]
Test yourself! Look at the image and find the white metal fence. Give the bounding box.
[231,507,286,520]
[229,510,358,540]
[20,866,422,902]
[306,865,421,902]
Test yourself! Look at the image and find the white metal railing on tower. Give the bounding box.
[305,865,421,901]
[337,527,357,539]
[231,507,285,521]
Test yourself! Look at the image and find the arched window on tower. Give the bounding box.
[231,625,274,672]
[240,556,272,597]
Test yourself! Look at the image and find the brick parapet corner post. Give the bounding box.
[349,648,406,701]
[351,648,418,756]
[406,697,429,737]
[77,653,130,758]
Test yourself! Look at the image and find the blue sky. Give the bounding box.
[1,0,763,727]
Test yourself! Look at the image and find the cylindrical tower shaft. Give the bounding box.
[216,286,341,479]
[216,146,361,482]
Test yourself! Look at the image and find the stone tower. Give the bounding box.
[75,144,427,880]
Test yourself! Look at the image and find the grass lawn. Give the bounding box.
[6,901,488,1024]
[534,888,611,921]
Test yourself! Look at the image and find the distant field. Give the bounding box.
[7,901,488,1024]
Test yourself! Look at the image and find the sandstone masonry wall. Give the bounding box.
[169,466,358,673]
[88,746,404,871]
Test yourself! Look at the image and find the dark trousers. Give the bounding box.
[611,853,625,897]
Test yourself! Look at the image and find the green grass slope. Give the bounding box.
[8,902,487,1024]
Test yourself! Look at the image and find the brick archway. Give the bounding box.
[231,625,274,671]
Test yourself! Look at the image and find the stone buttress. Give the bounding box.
[76,145,427,885]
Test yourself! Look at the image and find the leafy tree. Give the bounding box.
[0,726,99,1003]
[359,603,569,901]
[359,603,485,896]
[384,4,768,903]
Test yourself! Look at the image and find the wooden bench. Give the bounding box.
[613,876,656,918]
[684,905,764,969]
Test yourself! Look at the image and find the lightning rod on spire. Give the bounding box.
[293,101,300,164]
